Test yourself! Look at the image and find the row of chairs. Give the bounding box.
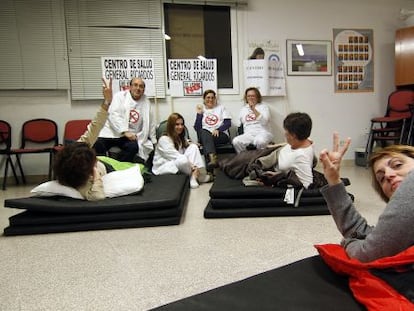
[365,89,414,163]
[1,118,237,191]
[0,119,91,190]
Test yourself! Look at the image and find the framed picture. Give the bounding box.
[286,40,332,76]
[333,29,373,93]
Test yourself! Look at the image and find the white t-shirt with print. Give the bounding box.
[202,105,231,133]
[128,99,144,134]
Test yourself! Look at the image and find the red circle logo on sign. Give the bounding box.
[245,112,256,122]
[130,109,140,123]
[205,113,219,126]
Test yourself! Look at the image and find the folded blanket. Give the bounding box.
[315,244,414,311]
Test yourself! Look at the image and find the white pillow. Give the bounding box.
[31,165,144,200]
[31,180,84,199]
[102,165,144,198]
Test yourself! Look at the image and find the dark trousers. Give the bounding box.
[198,129,230,155]
[93,137,138,162]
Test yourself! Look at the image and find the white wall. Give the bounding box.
[0,0,413,176]
[240,0,412,152]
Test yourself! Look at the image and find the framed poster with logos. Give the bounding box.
[333,29,374,92]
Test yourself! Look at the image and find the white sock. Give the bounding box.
[190,176,199,189]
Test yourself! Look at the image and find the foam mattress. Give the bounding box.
[204,171,352,218]
[151,255,364,311]
[3,174,189,235]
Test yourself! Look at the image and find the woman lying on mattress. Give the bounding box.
[152,112,213,189]
[53,78,114,201]
[320,133,414,262]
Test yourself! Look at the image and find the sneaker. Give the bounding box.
[198,173,214,183]
[190,176,199,189]
[249,170,258,180]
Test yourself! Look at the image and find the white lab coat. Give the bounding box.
[152,135,206,175]
[98,90,156,160]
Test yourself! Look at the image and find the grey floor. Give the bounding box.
[0,164,384,311]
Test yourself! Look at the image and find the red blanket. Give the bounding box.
[315,244,414,311]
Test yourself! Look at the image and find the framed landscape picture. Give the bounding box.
[286,40,332,76]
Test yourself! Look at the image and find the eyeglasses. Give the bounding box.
[132,83,145,89]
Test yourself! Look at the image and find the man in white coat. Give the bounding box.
[94,77,157,163]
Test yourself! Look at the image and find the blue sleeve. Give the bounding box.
[194,113,203,131]
[218,119,231,132]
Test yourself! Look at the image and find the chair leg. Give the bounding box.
[364,126,374,167]
[408,116,414,145]
[15,154,26,184]
[48,151,53,180]
[50,152,56,180]
[365,140,373,168]
[3,156,19,190]
[3,159,8,190]
[8,156,19,184]
[399,119,407,144]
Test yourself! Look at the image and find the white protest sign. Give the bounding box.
[101,57,156,96]
[168,59,217,97]
[244,59,286,96]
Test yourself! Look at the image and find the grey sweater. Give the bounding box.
[320,170,414,262]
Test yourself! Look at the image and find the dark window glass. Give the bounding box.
[164,4,233,88]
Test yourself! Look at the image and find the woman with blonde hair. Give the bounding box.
[319,133,414,262]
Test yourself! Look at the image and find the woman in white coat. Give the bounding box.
[152,113,213,189]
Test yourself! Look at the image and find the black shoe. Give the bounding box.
[246,144,257,150]
[133,155,146,164]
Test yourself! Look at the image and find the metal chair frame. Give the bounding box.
[0,120,19,190]
[365,90,414,163]
[12,118,59,183]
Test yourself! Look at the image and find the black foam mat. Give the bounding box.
[3,174,190,235]
[4,174,189,214]
[205,171,336,218]
[4,216,181,236]
[204,201,330,218]
[210,171,324,199]
[8,206,181,226]
[151,256,364,311]
[210,196,327,208]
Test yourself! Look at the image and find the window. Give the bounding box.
[0,0,245,97]
[164,3,233,89]
[0,0,69,90]
[65,0,165,99]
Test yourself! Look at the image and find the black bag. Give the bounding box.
[251,167,303,188]
[219,148,276,179]
[308,169,328,189]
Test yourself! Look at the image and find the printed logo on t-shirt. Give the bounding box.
[204,113,219,126]
[129,109,140,124]
[245,112,257,122]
